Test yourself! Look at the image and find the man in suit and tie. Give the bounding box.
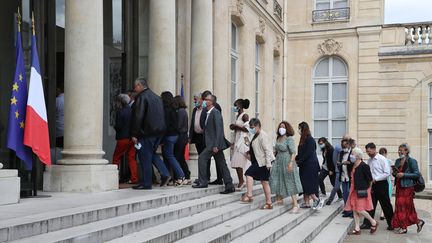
[193,94,235,194]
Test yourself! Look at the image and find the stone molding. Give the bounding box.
[318,39,343,56]
[256,17,266,44]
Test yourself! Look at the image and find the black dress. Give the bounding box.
[245,134,270,181]
[296,135,320,194]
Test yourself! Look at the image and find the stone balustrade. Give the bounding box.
[405,24,431,45]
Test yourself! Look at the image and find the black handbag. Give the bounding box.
[357,189,368,198]
[414,173,425,193]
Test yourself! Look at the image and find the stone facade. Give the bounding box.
[37,0,432,191]
[286,0,432,185]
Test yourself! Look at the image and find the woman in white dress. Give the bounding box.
[230,99,250,190]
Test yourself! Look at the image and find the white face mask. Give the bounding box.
[343,148,349,153]
[399,154,405,159]
[279,128,286,136]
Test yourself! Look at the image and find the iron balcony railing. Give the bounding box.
[274,0,282,20]
[312,7,350,22]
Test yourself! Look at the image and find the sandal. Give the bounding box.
[261,203,273,210]
[348,229,361,235]
[240,194,254,203]
[370,222,379,234]
[395,228,407,234]
[417,219,425,233]
[290,206,299,214]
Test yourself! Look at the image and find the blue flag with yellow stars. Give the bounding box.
[7,28,33,170]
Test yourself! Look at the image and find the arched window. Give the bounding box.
[313,56,348,146]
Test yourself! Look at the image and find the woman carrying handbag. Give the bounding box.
[345,147,378,235]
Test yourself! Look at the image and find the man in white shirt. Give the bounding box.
[361,142,394,230]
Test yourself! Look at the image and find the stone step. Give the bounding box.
[1,186,226,242]
[8,186,262,243]
[231,201,314,243]
[107,193,273,243]
[275,201,345,243]
[310,212,354,243]
[174,197,297,243]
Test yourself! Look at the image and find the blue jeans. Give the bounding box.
[137,136,169,188]
[342,180,352,215]
[162,135,185,179]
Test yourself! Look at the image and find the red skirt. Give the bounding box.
[391,184,419,229]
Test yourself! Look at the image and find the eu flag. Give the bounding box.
[7,28,33,170]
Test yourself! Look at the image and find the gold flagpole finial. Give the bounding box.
[17,7,21,32]
[31,11,36,36]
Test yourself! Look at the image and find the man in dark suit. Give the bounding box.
[197,90,223,184]
[193,94,235,194]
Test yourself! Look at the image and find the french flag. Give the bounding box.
[24,34,51,166]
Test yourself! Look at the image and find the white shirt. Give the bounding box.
[341,150,350,182]
[367,153,391,182]
[205,106,215,126]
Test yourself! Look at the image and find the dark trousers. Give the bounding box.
[319,169,342,199]
[197,147,233,190]
[363,180,394,227]
[175,133,190,179]
[194,134,222,181]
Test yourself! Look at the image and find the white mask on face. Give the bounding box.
[279,128,286,136]
[343,148,349,153]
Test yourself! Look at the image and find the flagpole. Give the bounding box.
[30,11,38,197]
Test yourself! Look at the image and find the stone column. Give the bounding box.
[148,0,176,95]
[190,0,213,96]
[43,0,118,192]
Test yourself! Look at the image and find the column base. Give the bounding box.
[0,169,20,205]
[43,164,118,192]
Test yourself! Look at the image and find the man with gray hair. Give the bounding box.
[130,77,170,189]
[192,94,235,194]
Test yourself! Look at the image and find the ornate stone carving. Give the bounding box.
[318,39,342,55]
[236,0,245,14]
[273,36,282,56]
[259,17,266,34]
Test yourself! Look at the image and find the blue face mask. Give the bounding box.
[232,106,239,113]
[349,155,356,163]
[194,102,200,108]
[202,101,207,108]
[248,127,257,135]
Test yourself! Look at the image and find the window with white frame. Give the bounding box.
[231,23,238,122]
[429,84,432,114]
[255,41,261,118]
[316,0,348,10]
[313,56,348,146]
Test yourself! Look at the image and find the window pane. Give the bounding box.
[315,58,329,77]
[314,102,328,119]
[332,138,341,147]
[231,58,236,82]
[316,2,330,10]
[332,120,346,138]
[315,84,329,101]
[332,83,347,100]
[231,24,237,50]
[429,131,432,147]
[430,98,432,114]
[334,0,348,8]
[314,121,328,138]
[332,58,347,76]
[332,101,346,119]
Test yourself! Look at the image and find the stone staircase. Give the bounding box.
[0,186,353,243]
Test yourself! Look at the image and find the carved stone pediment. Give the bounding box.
[231,0,245,26]
[274,36,282,57]
[259,17,266,34]
[318,39,342,56]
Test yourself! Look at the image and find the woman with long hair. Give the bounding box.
[270,121,303,213]
[229,99,250,190]
[172,95,191,185]
[241,118,275,209]
[295,122,321,209]
[391,143,425,234]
